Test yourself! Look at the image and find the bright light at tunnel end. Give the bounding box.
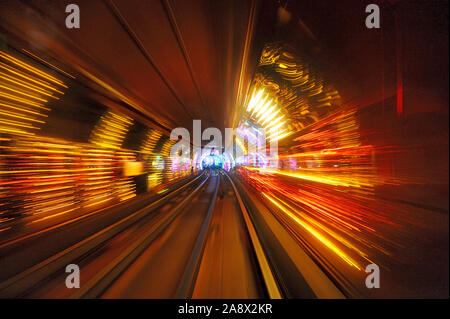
[169,119,280,171]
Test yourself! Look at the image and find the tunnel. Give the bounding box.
[0,0,448,300]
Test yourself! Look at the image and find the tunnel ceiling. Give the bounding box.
[1,0,446,137]
[0,0,260,134]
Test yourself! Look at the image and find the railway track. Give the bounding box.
[0,171,208,297]
[0,169,343,299]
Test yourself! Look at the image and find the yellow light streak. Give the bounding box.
[247,89,264,112]
[269,130,292,142]
[250,95,269,117]
[0,73,57,98]
[263,192,362,270]
[264,115,284,131]
[261,109,280,126]
[0,91,48,109]
[0,102,47,117]
[266,120,285,134]
[258,104,277,123]
[0,51,67,87]
[0,110,45,123]
[254,99,272,119]
[0,63,64,94]
[0,118,39,129]
[22,49,76,79]
[266,129,287,141]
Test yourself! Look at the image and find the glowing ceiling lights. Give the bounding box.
[90,110,133,149]
[245,87,290,142]
[141,129,164,190]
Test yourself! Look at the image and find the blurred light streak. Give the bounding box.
[0,50,193,226]
[156,188,168,194]
[262,192,363,270]
[0,49,65,138]
[232,41,447,288]
[21,49,76,80]
[0,51,66,87]
[27,208,76,225]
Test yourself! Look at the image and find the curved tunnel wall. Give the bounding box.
[0,47,193,222]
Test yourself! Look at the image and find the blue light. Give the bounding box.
[202,154,223,169]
